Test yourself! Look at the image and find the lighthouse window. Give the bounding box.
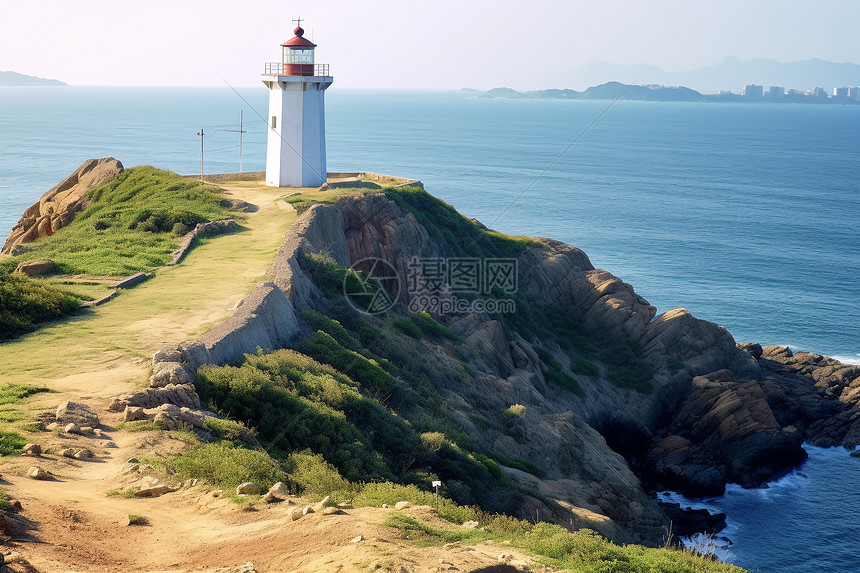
[286,48,314,65]
[271,116,277,130]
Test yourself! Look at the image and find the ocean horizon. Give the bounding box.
[2,86,860,572]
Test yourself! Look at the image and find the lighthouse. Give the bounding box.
[262,20,333,187]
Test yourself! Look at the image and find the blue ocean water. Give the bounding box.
[1,87,859,571]
[664,445,860,572]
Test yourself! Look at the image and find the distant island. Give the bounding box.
[0,71,67,86]
[464,81,860,104]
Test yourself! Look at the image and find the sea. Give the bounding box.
[1,86,859,572]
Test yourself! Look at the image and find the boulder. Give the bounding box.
[21,443,41,457]
[56,401,99,428]
[123,406,147,422]
[394,501,411,510]
[74,448,93,459]
[60,448,76,458]
[2,158,124,254]
[268,482,290,497]
[145,403,205,430]
[134,485,175,497]
[27,466,50,480]
[14,259,55,276]
[236,482,261,495]
[113,383,201,410]
[149,361,194,387]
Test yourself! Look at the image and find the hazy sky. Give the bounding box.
[2,0,860,90]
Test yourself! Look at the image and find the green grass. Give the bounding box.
[7,166,232,277]
[0,166,235,340]
[381,511,745,573]
[0,430,27,456]
[106,488,138,498]
[127,514,149,526]
[116,420,170,432]
[0,410,26,422]
[0,384,53,405]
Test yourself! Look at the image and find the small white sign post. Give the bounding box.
[432,480,442,512]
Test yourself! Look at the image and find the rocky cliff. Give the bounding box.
[144,186,855,545]
[2,158,124,254]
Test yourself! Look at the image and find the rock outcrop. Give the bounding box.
[740,344,860,448]
[2,158,123,254]
[55,401,99,428]
[646,370,806,496]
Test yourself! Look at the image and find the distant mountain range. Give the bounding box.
[562,57,860,94]
[0,71,67,86]
[465,81,859,104]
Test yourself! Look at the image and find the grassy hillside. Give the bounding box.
[0,167,233,339]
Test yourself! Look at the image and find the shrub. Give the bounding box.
[284,451,355,501]
[571,357,600,378]
[298,331,393,395]
[163,442,286,490]
[392,316,422,339]
[409,311,463,343]
[0,431,27,456]
[0,274,82,340]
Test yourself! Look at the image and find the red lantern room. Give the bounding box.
[281,25,316,76]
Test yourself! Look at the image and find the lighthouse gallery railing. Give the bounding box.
[263,63,330,77]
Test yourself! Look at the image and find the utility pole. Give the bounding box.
[197,128,205,181]
[224,111,247,173]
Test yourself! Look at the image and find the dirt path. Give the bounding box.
[0,421,544,573]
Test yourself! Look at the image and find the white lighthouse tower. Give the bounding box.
[262,20,333,187]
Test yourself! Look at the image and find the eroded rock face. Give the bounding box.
[2,158,124,254]
[647,370,806,496]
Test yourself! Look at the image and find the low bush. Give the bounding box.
[0,274,83,340]
[392,316,422,339]
[409,311,463,343]
[162,442,286,490]
[0,430,27,456]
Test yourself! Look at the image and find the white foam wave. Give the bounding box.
[827,354,860,365]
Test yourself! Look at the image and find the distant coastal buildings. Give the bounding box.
[733,82,860,102]
[471,82,860,104]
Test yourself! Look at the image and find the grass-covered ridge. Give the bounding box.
[0,166,235,340]
[4,166,232,276]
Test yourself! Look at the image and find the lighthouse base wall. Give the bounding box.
[264,77,331,188]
